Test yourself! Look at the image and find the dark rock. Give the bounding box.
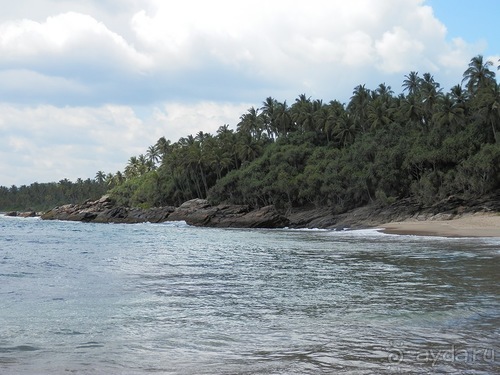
[18,211,37,218]
[165,199,288,228]
[40,193,499,230]
[203,204,288,228]
[118,206,175,224]
[167,199,217,225]
[41,196,288,228]
[3,210,38,218]
[287,193,500,230]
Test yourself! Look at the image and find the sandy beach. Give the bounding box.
[380,212,500,237]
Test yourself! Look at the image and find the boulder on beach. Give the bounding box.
[4,211,38,218]
[41,196,289,228]
[169,199,289,228]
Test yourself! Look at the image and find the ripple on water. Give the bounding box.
[0,216,498,374]
[0,345,40,353]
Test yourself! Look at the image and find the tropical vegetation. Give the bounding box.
[0,178,108,212]
[1,55,499,214]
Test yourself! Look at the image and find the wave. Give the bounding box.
[0,214,40,221]
[155,220,189,228]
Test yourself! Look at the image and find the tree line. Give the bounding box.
[1,55,499,213]
[0,178,108,212]
[110,55,500,212]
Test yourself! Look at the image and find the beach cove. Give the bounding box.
[381,213,500,238]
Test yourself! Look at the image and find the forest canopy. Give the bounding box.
[1,55,499,213]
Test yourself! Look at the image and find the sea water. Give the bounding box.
[0,215,498,374]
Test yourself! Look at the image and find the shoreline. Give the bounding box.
[3,210,500,238]
[379,213,500,238]
[5,194,500,238]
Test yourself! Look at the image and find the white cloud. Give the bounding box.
[0,101,249,186]
[0,12,150,75]
[0,69,89,101]
[0,0,484,105]
[375,27,425,73]
[0,104,150,185]
[127,0,479,94]
[438,38,483,74]
[150,101,250,140]
[0,0,494,186]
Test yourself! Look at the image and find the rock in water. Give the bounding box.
[168,199,289,228]
[41,196,289,228]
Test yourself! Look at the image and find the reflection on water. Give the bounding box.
[0,217,498,374]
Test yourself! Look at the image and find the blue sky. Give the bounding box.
[427,0,500,56]
[0,0,499,187]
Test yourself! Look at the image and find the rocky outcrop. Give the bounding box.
[173,200,289,228]
[38,193,500,229]
[41,196,289,228]
[4,211,38,218]
[41,195,175,224]
[287,194,500,229]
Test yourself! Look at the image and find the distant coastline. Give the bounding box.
[2,210,39,218]
[5,193,493,238]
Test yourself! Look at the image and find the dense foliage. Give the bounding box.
[1,56,499,213]
[109,56,500,212]
[0,178,108,212]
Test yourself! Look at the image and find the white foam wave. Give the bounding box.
[159,220,189,228]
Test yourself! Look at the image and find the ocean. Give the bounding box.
[0,215,499,374]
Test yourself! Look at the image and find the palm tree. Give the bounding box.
[367,99,391,130]
[155,136,172,161]
[137,154,151,174]
[275,100,292,137]
[187,142,209,197]
[313,104,332,142]
[367,83,395,130]
[433,93,464,132]
[124,156,139,179]
[449,84,470,117]
[216,124,239,169]
[291,94,314,132]
[178,134,196,147]
[334,112,357,147]
[402,71,420,96]
[420,73,443,126]
[146,145,160,167]
[104,173,114,187]
[237,133,262,165]
[206,140,232,180]
[261,97,278,139]
[374,83,394,101]
[324,100,345,143]
[95,171,106,184]
[450,84,468,104]
[462,55,496,94]
[476,83,500,143]
[195,131,211,144]
[400,94,424,127]
[348,84,371,132]
[237,107,263,140]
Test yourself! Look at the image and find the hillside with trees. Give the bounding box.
[0,178,108,212]
[109,55,500,212]
[1,56,499,214]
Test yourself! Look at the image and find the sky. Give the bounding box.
[1,0,499,187]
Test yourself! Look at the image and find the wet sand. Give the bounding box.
[380,213,500,237]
